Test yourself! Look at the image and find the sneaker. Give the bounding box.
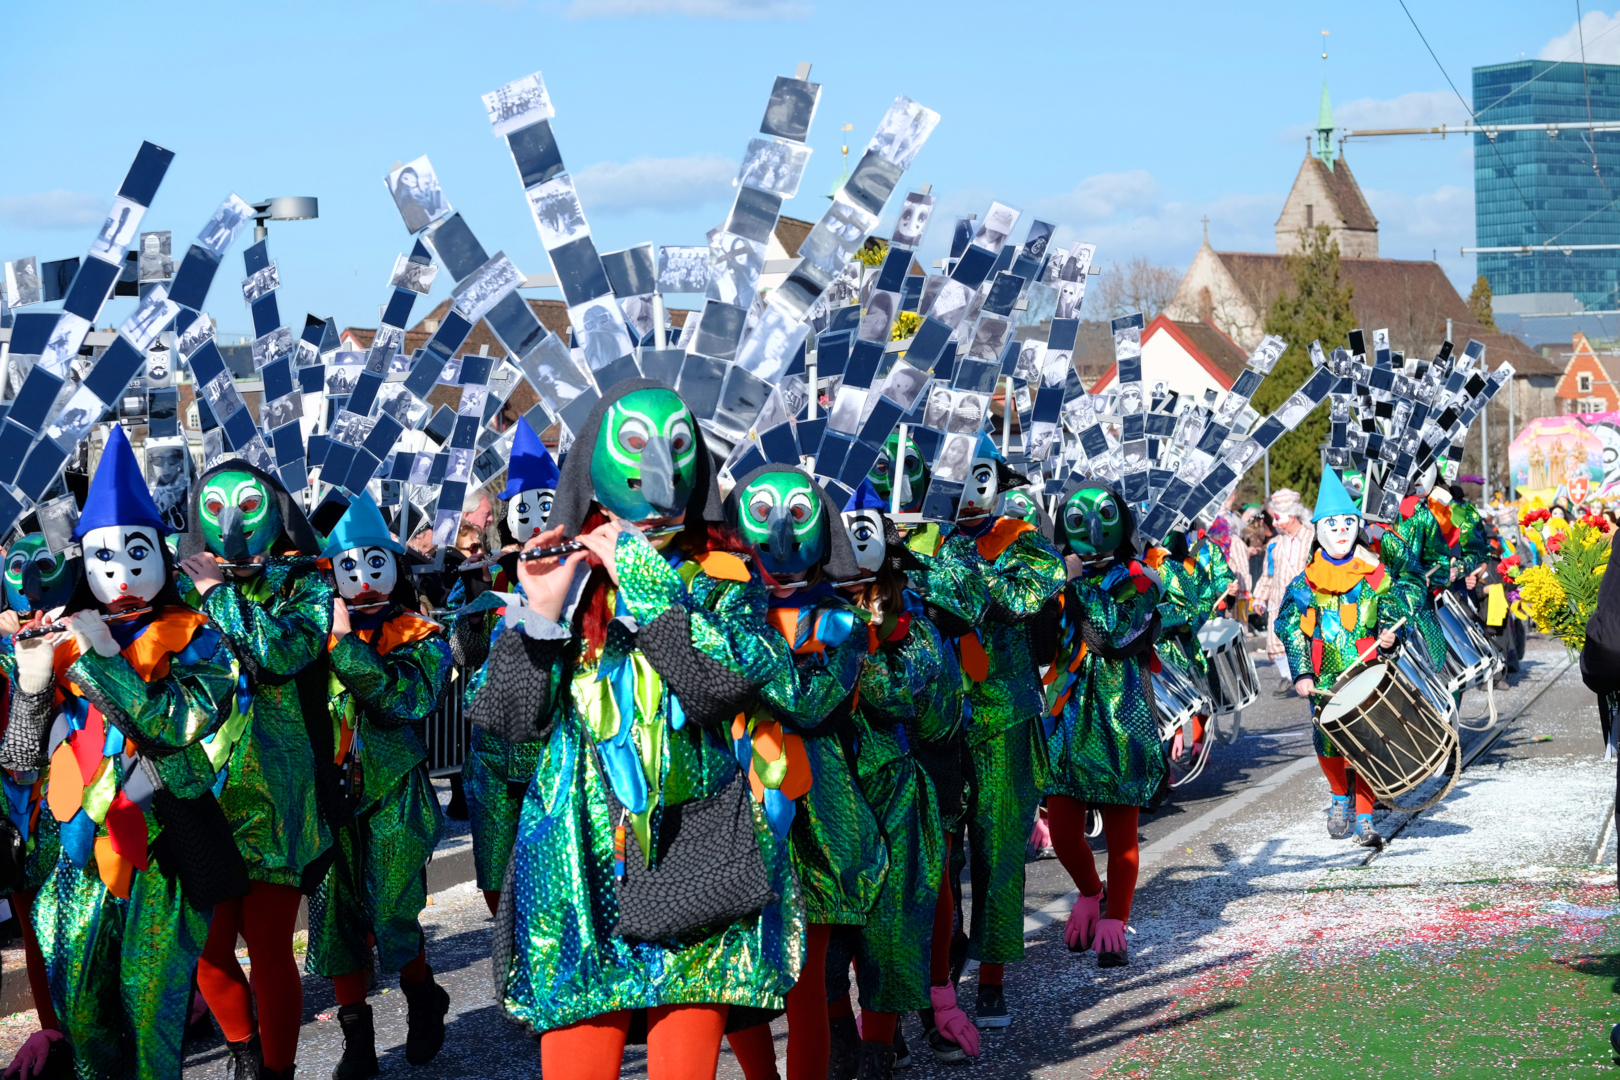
[1326,795,1352,839]
[1352,814,1384,850]
[1272,682,1295,699]
[1097,943,1129,968]
[892,1026,911,1069]
[974,984,1010,1029]
[925,1027,967,1064]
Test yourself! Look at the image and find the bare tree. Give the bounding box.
[1090,256,1181,321]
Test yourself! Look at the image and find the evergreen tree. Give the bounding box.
[1258,224,1357,505]
[1466,274,1498,332]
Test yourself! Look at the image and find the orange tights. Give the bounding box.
[542,1004,729,1080]
[1317,756,1374,815]
[196,882,305,1071]
[1046,796,1141,924]
[725,922,832,1080]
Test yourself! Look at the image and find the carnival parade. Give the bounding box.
[5,4,1620,1076]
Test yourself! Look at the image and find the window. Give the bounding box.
[1579,372,1594,393]
[1305,204,1314,228]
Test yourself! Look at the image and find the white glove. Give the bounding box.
[67,611,119,658]
[13,634,55,695]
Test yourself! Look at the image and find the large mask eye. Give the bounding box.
[367,553,388,570]
[972,465,994,486]
[204,496,225,519]
[618,417,650,454]
[1096,498,1119,524]
[5,553,27,580]
[239,493,263,515]
[872,457,890,476]
[787,492,814,523]
[340,556,358,572]
[851,521,877,543]
[668,418,694,456]
[128,543,150,561]
[516,499,530,515]
[1064,505,1086,532]
[749,497,773,522]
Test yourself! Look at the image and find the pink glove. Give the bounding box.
[929,984,980,1057]
[1065,891,1101,951]
[1093,918,1127,955]
[5,1030,63,1078]
[1028,812,1051,852]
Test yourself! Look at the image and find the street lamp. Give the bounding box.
[251,197,318,242]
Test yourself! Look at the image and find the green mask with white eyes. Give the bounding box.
[200,470,280,558]
[739,472,825,575]
[591,389,697,521]
[1060,487,1126,556]
[869,431,926,512]
[4,534,74,613]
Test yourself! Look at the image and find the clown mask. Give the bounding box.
[591,389,697,523]
[333,546,398,603]
[1060,488,1126,558]
[841,506,885,574]
[740,472,825,576]
[507,487,555,543]
[4,535,75,614]
[959,450,999,521]
[82,526,164,610]
[200,470,281,562]
[1316,513,1359,560]
[868,433,925,513]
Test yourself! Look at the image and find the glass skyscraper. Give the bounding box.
[1473,60,1620,313]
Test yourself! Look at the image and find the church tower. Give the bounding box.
[1275,66,1379,258]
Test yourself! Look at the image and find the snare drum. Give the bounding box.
[1152,660,1212,745]
[1434,591,1503,694]
[1197,617,1261,715]
[1317,661,1460,810]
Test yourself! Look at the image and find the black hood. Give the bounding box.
[726,462,859,581]
[549,378,725,538]
[177,458,321,560]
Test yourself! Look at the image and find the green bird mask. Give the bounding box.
[868,431,926,512]
[199,470,281,558]
[1060,486,1126,557]
[590,388,698,522]
[738,471,825,575]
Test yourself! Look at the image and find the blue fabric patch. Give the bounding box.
[59,809,95,868]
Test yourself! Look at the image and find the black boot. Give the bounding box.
[828,1014,859,1080]
[891,1025,910,1069]
[401,967,450,1066]
[224,1033,263,1080]
[332,1003,379,1080]
[262,1068,297,1080]
[855,1040,896,1080]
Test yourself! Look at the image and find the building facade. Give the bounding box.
[1473,60,1620,314]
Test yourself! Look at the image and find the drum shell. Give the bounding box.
[1197,617,1260,714]
[1153,661,1211,743]
[1317,662,1453,802]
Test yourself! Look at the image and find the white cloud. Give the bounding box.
[566,0,809,17]
[1361,183,1474,245]
[1540,10,1620,64]
[0,190,106,230]
[1335,90,1470,132]
[1028,170,1163,223]
[570,155,737,212]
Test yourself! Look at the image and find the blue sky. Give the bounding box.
[0,1,1609,340]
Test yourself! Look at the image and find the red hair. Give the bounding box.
[572,509,751,662]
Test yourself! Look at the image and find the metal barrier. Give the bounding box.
[424,669,471,777]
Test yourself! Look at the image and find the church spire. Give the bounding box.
[1315,32,1335,168]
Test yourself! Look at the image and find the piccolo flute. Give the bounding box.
[14,607,152,641]
[517,525,685,562]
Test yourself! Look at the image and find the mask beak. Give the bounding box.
[20,561,44,608]
[766,505,796,562]
[896,471,912,510]
[1085,510,1105,553]
[218,505,250,561]
[638,436,677,515]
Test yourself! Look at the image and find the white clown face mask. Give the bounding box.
[335,545,398,602]
[83,525,164,609]
[507,488,555,543]
[959,453,999,520]
[841,508,886,574]
[1316,514,1359,560]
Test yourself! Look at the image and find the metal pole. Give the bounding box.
[1263,449,1271,503]
[891,423,907,516]
[1481,394,1489,502]
[1507,374,1516,499]
[651,294,667,349]
[1000,376,1013,456]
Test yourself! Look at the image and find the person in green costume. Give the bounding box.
[723,463,876,1080]
[471,380,801,1080]
[901,434,1064,1048]
[176,459,333,1079]
[305,492,454,1079]
[0,426,244,1080]
[1042,481,1163,970]
[1383,462,1459,671]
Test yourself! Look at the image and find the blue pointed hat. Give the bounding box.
[974,432,1004,463]
[499,418,559,499]
[843,478,888,513]
[1312,468,1359,522]
[72,425,170,540]
[320,491,405,558]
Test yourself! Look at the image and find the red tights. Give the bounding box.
[1046,796,1141,924]
[726,921,833,1080]
[331,944,428,1008]
[196,882,304,1071]
[928,834,954,987]
[543,1004,729,1080]
[10,891,59,1032]
[1317,756,1374,815]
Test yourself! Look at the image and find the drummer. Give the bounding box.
[1274,469,1410,849]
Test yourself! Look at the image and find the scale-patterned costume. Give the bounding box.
[1044,561,1165,807]
[905,516,1064,965]
[2,608,240,1080]
[1382,495,1458,670]
[305,609,451,979]
[1274,548,1411,758]
[826,594,954,1012]
[482,537,804,1034]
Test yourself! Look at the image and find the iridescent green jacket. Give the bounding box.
[1044,561,1164,807]
[492,538,803,1034]
[185,562,334,887]
[1383,497,1457,668]
[905,518,1065,743]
